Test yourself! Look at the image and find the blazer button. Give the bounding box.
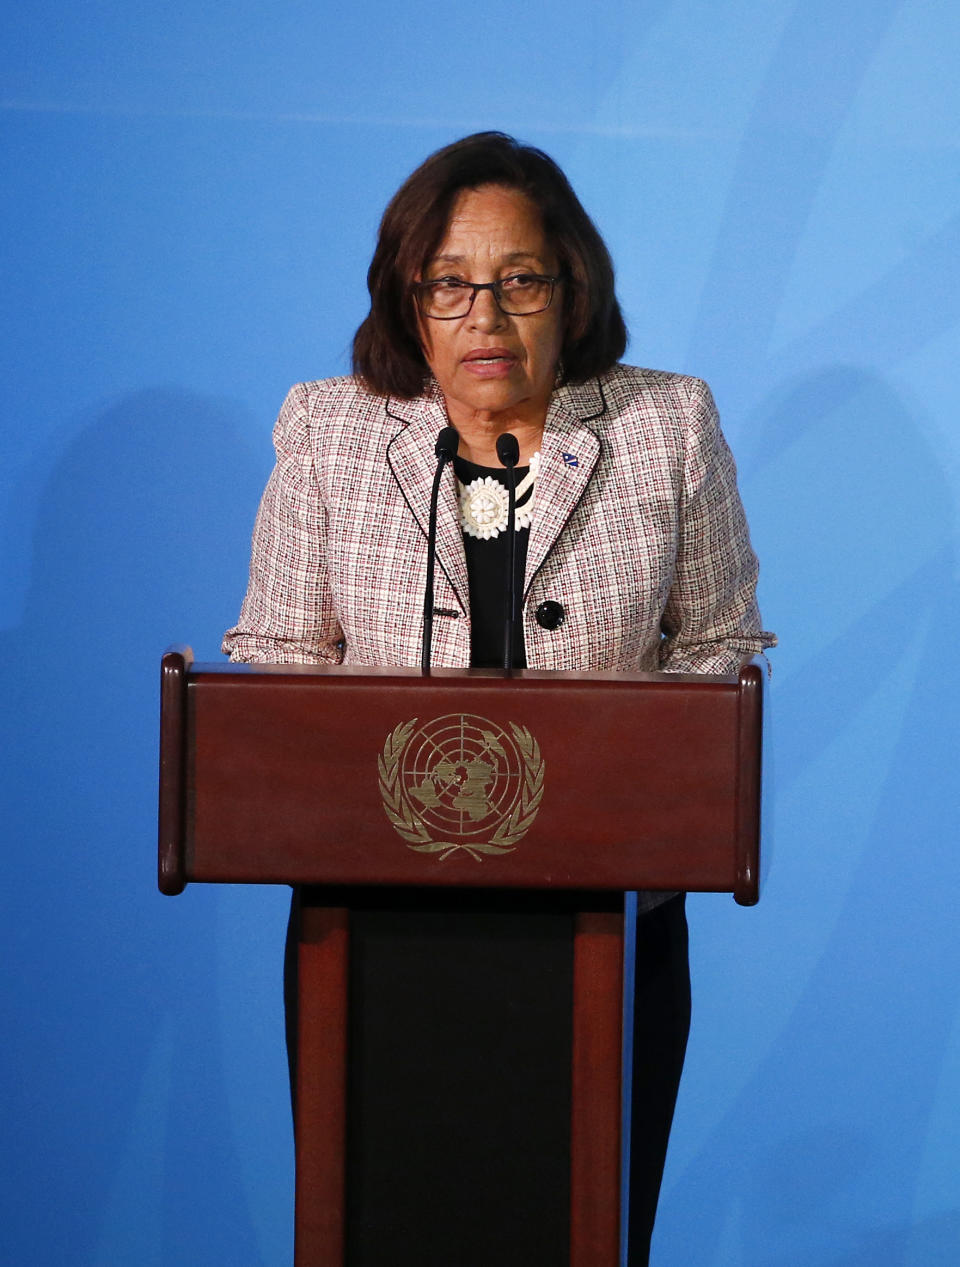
[535,600,566,631]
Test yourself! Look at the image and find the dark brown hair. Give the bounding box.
[352,132,627,397]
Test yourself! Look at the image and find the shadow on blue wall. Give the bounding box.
[659,365,960,1266]
[1,390,269,1264]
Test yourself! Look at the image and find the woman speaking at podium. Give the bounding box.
[224,132,774,1265]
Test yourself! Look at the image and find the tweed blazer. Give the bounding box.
[222,364,774,673]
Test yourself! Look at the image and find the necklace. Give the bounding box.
[457,452,540,540]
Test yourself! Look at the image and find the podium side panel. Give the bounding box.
[295,906,348,1267]
[734,664,763,905]
[158,646,191,895]
[570,909,624,1267]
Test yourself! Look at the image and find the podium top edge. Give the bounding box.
[182,661,742,686]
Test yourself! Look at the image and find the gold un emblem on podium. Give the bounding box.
[378,713,545,860]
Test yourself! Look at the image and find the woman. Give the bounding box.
[224,132,774,1265]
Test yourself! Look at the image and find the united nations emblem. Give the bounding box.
[378,713,545,860]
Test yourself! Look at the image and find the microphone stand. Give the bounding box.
[496,432,520,672]
[421,426,459,673]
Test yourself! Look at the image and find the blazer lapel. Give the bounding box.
[524,378,606,595]
[385,392,469,614]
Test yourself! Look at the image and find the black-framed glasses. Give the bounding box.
[414,273,562,320]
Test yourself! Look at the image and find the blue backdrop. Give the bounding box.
[3,3,958,1263]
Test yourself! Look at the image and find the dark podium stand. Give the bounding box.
[159,648,764,1267]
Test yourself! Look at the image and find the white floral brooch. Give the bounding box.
[458,452,540,540]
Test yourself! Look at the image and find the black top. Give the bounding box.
[452,454,533,668]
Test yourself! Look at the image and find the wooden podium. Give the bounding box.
[159,647,764,1267]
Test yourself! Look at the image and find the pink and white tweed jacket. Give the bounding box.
[222,365,775,673]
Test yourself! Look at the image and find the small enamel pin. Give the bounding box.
[561,452,579,468]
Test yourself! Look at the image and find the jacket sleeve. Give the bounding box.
[658,379,776,674]
[221,383,345,664]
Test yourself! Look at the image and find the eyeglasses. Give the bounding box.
[414,273,562,320]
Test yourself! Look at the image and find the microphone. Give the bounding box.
[421,426,460,673]
[496,433,520,672]
[496,432,520,466]
[435,426,460,464]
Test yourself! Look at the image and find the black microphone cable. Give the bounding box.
[496,432,520,672]
[421,426,460,673]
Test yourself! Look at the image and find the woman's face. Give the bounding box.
[417,184,564,430]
